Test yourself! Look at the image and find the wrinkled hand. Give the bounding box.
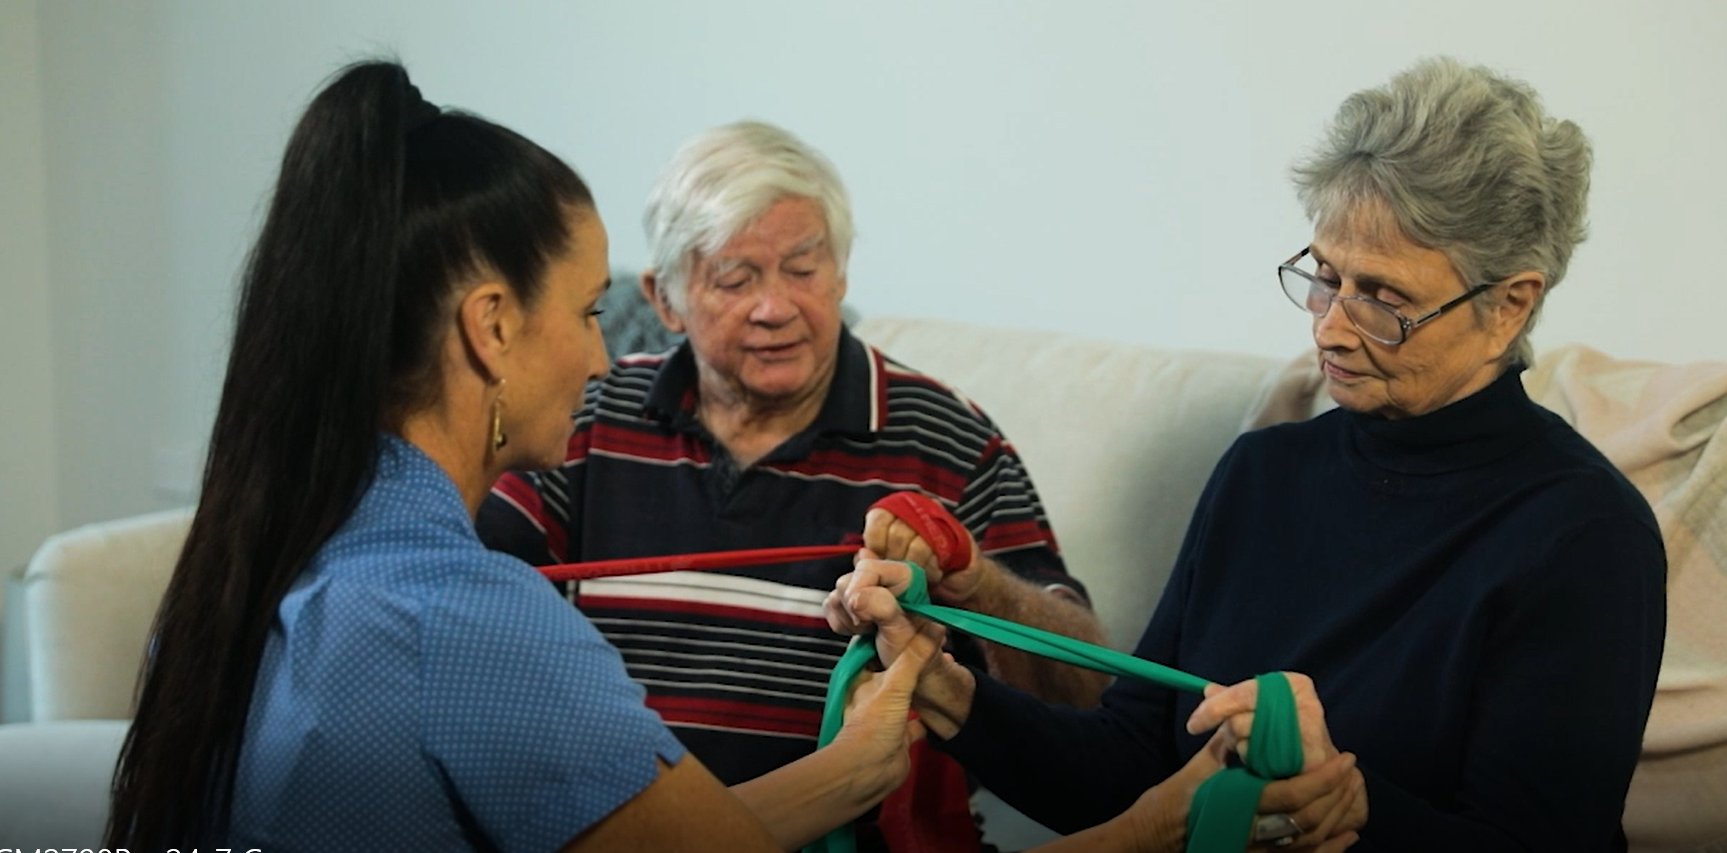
[1122,731,1364,853]
[1121,730,1233,851]
[824,555,925,666]
[831,620,948,795]
[1186,672,1339,774]
[862,507,986,604]
[1252,750,1366,851]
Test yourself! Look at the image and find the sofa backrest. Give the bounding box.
[854,316,1289,651]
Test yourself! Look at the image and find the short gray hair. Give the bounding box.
[643,120,853,314]
[1291,57,1592,367]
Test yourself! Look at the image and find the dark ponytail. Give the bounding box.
[107,60,592,848]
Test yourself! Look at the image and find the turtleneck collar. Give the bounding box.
[1344,364,1549,476]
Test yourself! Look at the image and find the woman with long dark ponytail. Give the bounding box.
[103,61,867,852]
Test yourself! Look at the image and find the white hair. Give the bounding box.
[643,120,853,313]
[1292,57,1592,367]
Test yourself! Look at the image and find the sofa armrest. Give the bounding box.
[23,507,191,721]
[1,562,27,722]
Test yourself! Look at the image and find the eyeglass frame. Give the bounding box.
[1278,247,1498,346]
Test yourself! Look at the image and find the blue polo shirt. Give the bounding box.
[230,435,684,852]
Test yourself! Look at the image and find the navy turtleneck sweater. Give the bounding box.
[940,367,1665,852]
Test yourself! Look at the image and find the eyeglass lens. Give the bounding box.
[1280,267,1403,344]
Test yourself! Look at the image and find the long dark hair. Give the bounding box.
[106,60,593,848]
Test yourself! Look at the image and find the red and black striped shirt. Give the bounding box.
[477,326,1078,831]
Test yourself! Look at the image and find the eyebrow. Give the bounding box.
[1308,248,1411,300]
[784,235,826,260]
[708,257,747,279]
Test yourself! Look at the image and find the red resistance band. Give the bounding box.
[536,492,974,583]
[869,491,974,573]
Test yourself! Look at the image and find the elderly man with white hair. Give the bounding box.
[478,120,1108,852]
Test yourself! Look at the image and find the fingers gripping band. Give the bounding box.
[806,563,1303,853]
[869,491,974,572]
[536,551,1301,853]
[1185,672,1304,851]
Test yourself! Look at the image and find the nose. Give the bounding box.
[748,273,799,326]
[585,326,610,382]
[1311,295,1358,351]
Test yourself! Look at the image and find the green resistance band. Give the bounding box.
[806,563,1303,853]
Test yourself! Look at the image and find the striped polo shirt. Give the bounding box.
[476,325,1079,793]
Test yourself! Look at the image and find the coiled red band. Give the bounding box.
[869,491,974,573]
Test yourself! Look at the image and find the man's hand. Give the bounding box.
[861,506,990,605]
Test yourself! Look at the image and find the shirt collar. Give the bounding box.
[1345,364,1548,475]
[644,324,884,438]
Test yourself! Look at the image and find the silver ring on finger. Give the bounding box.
[1252,812,1302,846]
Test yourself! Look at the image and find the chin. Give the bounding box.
[1325,386,1380,415]
[509,429,571,473]
[742,369,819,400]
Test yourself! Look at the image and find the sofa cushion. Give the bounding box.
[0,719,126,846]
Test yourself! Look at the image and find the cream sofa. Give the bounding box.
[2,316,1722,852]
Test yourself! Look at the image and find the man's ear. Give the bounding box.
[457,281,519,380]
[640,270,686,334]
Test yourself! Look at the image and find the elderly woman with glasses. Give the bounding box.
[827,57,1665,852]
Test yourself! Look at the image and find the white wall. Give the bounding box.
[21,0,1727,530]
[1,1,58,569]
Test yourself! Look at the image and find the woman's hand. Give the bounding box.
[1186,672,1339,773]
[1120,729,1234,851]
[830,620,948,799]
[1184,672,1365,850]
[824,556,977,739]
[1033,732,1362,853]
[1252,751,1366,851]
[728,620,953,849]
[1123,734,1364,853]
[824,554,922,663]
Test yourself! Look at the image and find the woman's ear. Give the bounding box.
[1492,272,1547,336]
[1494,271,1546,344]
[640,270,687,334]
[457,281,520,381]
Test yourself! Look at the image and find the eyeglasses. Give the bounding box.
[1278,247,1496,346]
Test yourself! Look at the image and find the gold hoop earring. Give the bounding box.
[490,378,509,452]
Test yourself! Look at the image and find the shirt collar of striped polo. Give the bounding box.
[643,324,884,438]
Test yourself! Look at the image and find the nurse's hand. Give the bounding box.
[825,555,976,740]
[824,554,922,663]
[831,620,949,797]
[1032,732,1362,853]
